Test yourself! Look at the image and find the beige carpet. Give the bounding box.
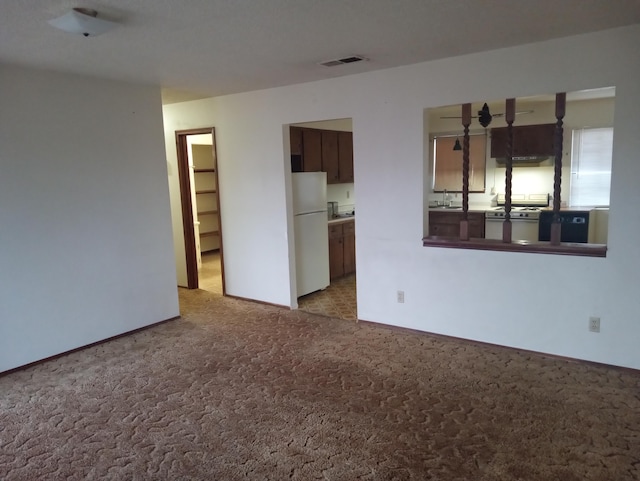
[1,288,639,480]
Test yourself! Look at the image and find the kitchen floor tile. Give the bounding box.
[298,274,357,321]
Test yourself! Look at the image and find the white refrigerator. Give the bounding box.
[292,172,330,297]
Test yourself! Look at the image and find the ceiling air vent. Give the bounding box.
[320,55,368,67]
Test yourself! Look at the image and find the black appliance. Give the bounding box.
[538,211,590,243]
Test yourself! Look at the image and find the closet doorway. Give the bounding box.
[175,128,225,294]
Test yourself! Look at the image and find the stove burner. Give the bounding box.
[485,206,541,220]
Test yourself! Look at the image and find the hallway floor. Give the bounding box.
[198,250,223,294]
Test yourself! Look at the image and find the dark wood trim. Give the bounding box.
[0,316,180,377]
[422,236,607,257]
[460,103,471,239]
[551,93,567,245]
[175,131,199,289]
[503,98,515,243]
[175,127,225,293]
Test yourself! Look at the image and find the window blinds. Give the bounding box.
[569,128,613,207]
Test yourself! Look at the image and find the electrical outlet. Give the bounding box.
[589,316,600,333]
[397,290,405,303]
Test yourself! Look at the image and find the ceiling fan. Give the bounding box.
[440,103,533,127]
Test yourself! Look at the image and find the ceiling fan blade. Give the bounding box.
[440,109,533,120]
[492,110,534,117]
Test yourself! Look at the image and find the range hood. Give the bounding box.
[494,155,551,165]
[491,123,555,166]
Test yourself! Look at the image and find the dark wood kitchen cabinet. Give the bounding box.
[290,126,303,156]
[323,130,354,184]
[329,220,355,280]
[322,130,339,182]
[342,221,356,274]
[490,123,555,159]
[429,211,485,238]
[302,128,322,172]
[290,127,354,182]
[337,131,354,183]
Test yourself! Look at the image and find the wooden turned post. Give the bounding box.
[502,98,515,243]
[460,103,471,240]
[550,93,566,245]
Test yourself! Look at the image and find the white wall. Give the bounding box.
[163,25,640,369]
[0,65,179,372]
[327,183,355,213]
[293,118,353,131]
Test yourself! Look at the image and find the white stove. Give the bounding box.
[485,207,541,220]
[485,194,549,241]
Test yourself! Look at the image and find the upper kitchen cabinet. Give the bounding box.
[490,123,555,160]
[322,130,339,182]
[289,126,354,183]
[302,128,323,172]
[323,130,354,184]
[337,131,354,183]
[290,126,303,156]
[433,134,486,192]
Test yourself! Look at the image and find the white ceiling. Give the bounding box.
[2,1,640,104]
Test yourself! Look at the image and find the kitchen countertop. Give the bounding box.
[540,206,607,212]
[328,215,355,225]
[428,206,488,212]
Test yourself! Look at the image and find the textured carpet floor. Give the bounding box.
[1,288,639,480]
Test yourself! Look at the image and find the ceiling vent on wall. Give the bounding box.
[319,55,368,67]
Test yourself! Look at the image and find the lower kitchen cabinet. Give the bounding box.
[329,220,356,280]
[428,211,485,238]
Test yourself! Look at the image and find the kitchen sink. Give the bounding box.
[430,205,462,209]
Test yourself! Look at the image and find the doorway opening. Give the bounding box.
[175,128,225,294]
[289,118,357,321]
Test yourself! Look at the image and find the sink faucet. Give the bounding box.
[442,189,448,206]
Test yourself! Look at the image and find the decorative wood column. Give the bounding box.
[459,103,471,240]
[550,93,566,245]
[502,99,515,243]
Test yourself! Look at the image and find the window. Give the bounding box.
[432,134,486,192]
[570,128,613,207]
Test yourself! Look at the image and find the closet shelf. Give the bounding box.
[195,190,217,194]
[193,168,216,173]
[198,210,219,216]
[200,231,220,238]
